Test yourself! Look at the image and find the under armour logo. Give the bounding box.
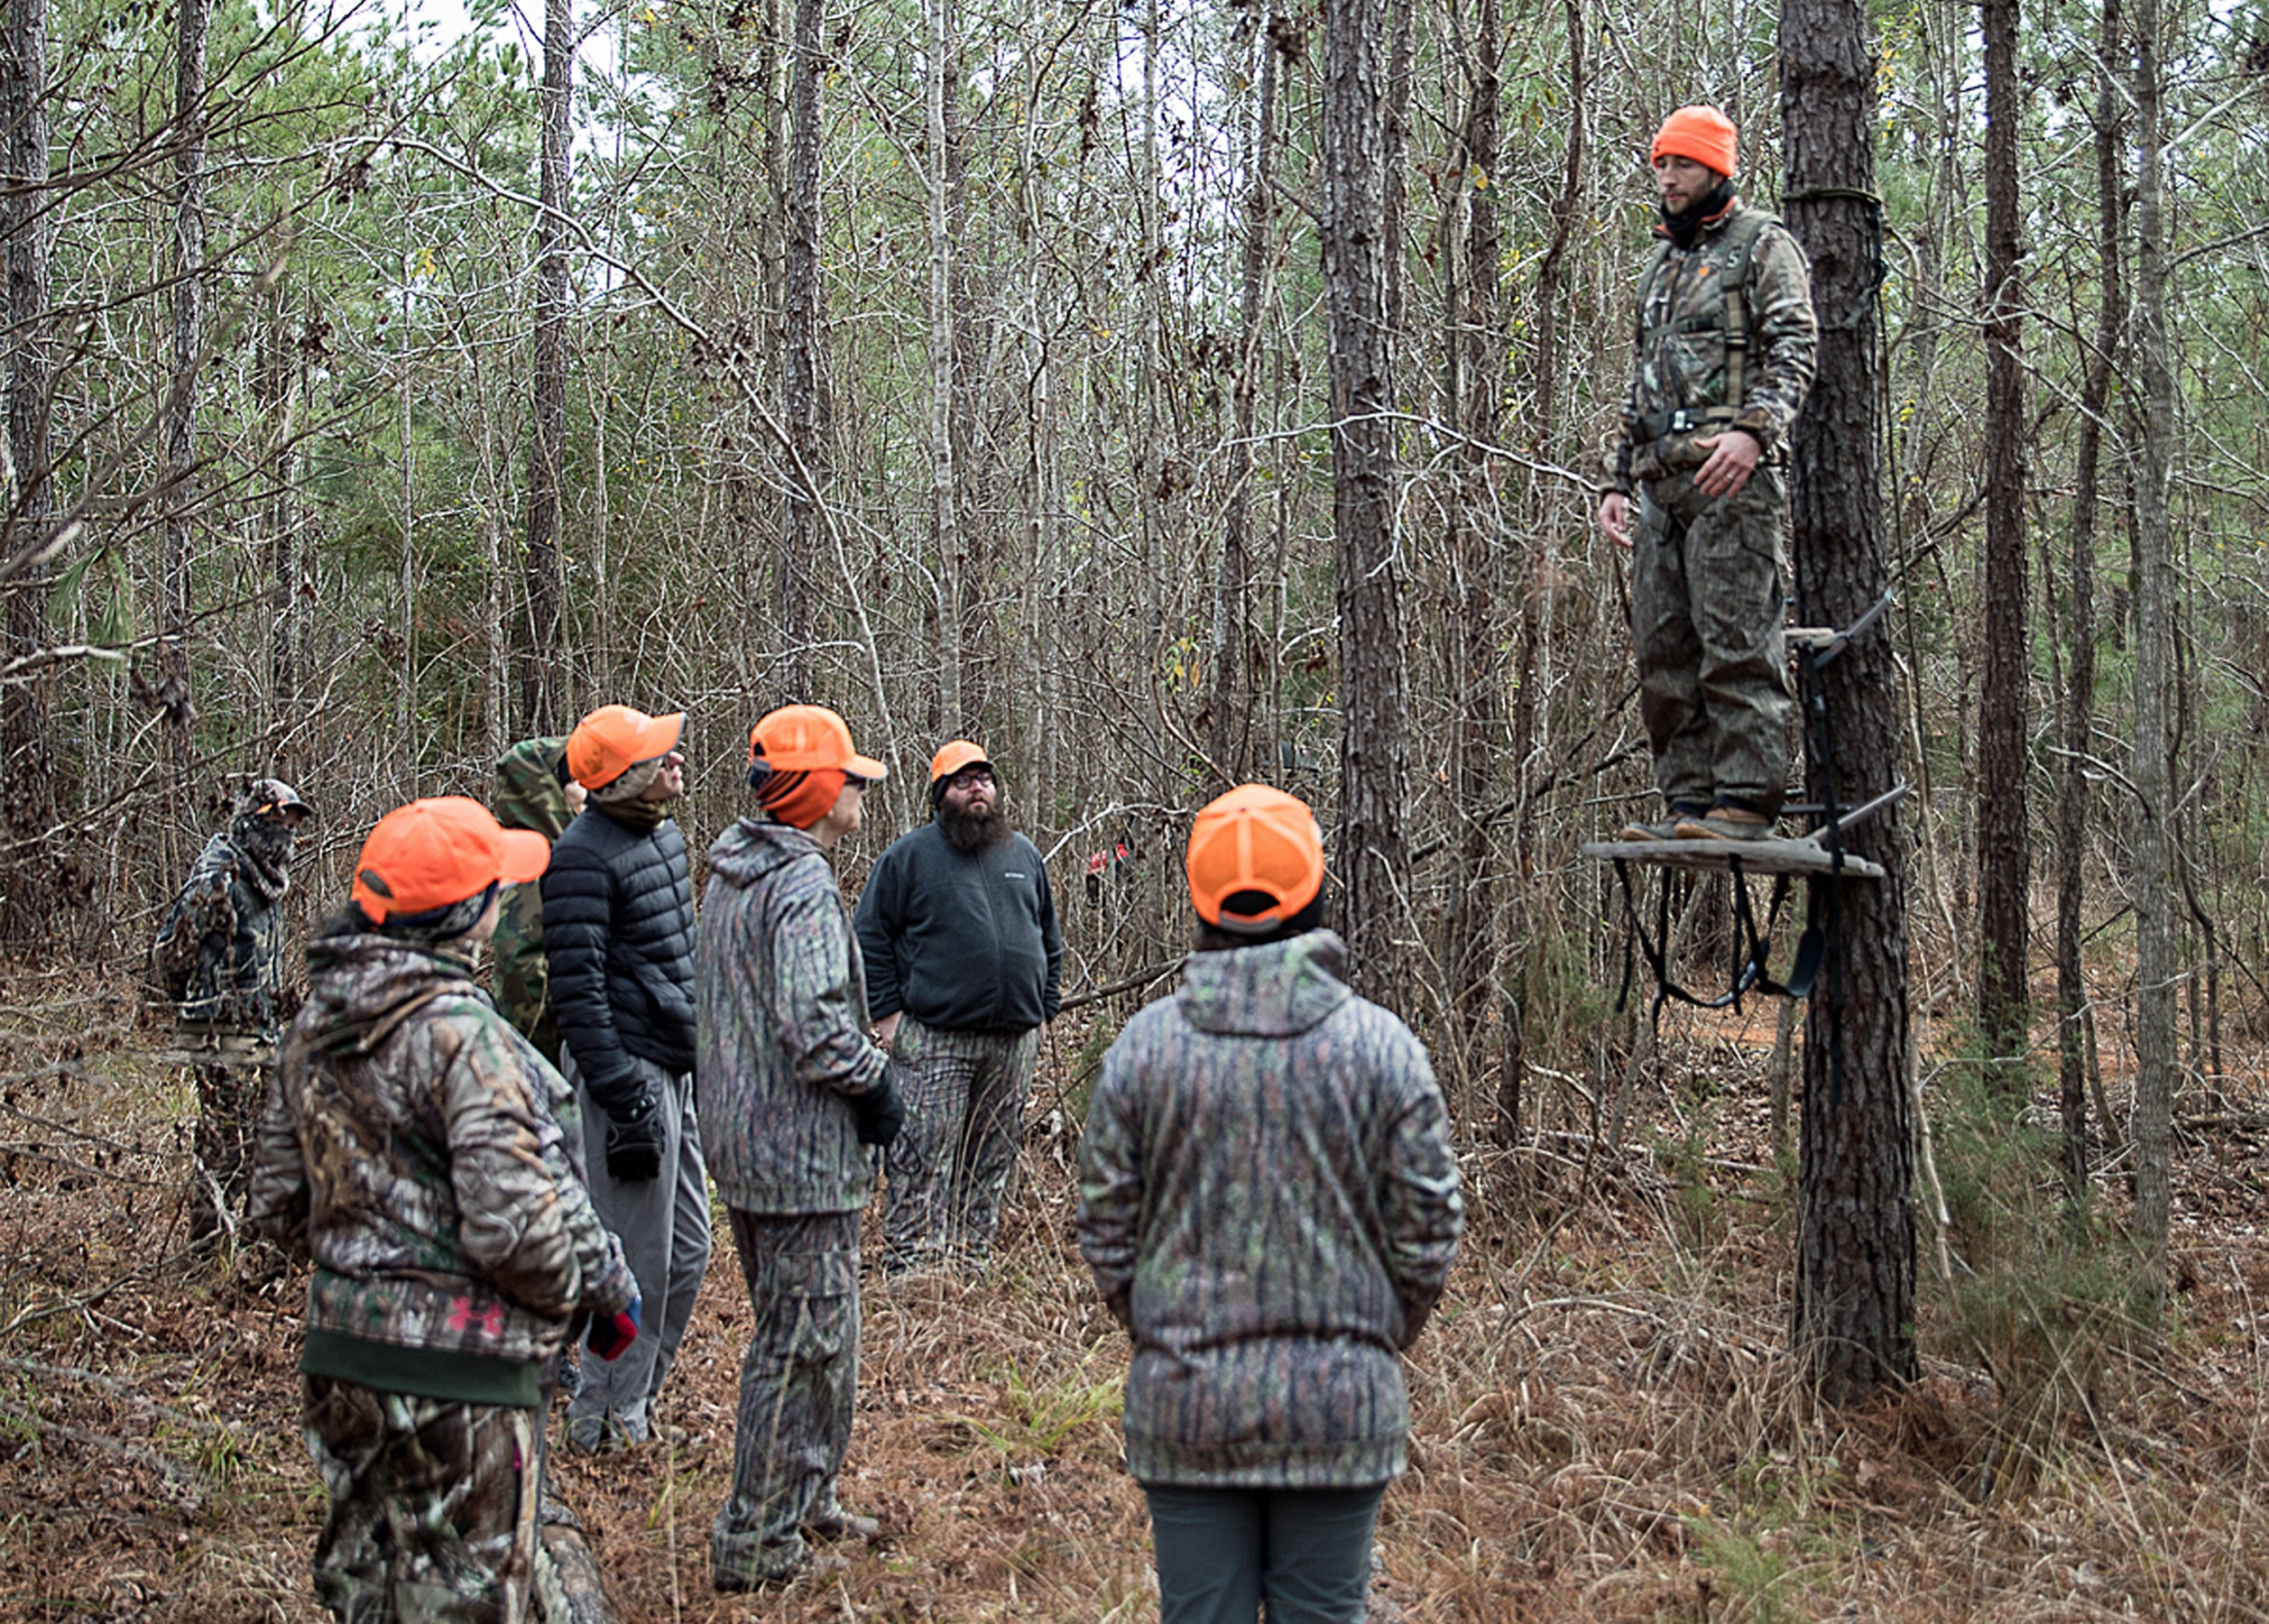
[447,1297,506,1338]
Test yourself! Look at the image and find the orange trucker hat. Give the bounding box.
[351,797,550,925]
[566,705,685,789]
[928,740,991,785]
[1185,784,1326,930]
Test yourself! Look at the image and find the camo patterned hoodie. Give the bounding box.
[1076,930,1463,1488]
[696,817,890,1216]
[249,924,635,1404]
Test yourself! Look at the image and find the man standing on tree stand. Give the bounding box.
[153,778,313,1241]
[1600,106,1818,844]
[855,740,1061,1277]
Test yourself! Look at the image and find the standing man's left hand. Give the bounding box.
[1693,429,1762,498]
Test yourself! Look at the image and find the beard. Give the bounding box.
[938,798,1011,854]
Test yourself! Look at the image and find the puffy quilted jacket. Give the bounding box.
[541,806,698,1115]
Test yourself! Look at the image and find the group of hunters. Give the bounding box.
[147,106,1813,1623]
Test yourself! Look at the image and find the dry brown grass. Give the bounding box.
[4,979,2269,1622]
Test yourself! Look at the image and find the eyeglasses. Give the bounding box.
[949,768,995,788]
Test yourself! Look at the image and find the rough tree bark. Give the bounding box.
[925,0,964,731]
[1322,0,1409,1003]
[160,0,209,862]
[1976,0,2030,1068]
[1782,0,1918,1401]
[774,0,825,702]
[2128,0,2176,1314]
[2059,0,2123,1209]
[523,0,571,735]
[1,0,58,937]
[1442,0,1506,1109]
[1206,8,1279,793]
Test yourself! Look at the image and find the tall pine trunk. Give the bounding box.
[1783,0,1918,1401]
[1322,0,1409,1003]
[775,0,825,702]
[1976,0,2031,1068]
[160,0,210,864]
[523,0,571,734]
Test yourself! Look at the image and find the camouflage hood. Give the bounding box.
[493,736,574,839]
[300,926,483,1060]
[706,815,820,890]
[1174,929,1351,1039]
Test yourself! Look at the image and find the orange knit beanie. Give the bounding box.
[1652,106,1738,178]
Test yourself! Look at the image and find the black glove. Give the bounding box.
[603,1097,666,1182]
[852,1075,905,1149]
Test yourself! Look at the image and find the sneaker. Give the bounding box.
[1673,805,1776,842]
[1621,806,1706,841]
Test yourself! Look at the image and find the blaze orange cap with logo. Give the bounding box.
[748,705,887,780]
[928,740,992,786]
[1652,105,1739,179]
[350,797,550,925]
[566,705,685,790]
[1185,784,1326,931]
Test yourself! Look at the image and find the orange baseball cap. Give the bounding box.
[749,705,887,780]
[928,740,992,786]
[1652,105,1739,179]
[566,705,685,789]
[1186,784,1326,930]
[350,797,550,925]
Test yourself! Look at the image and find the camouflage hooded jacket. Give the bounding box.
[248,925,635,1398]
[490,736,575,1061]
[152,819,291,1032]
[1608,198,1818,494]
[1076,930,1464,1489]
[696,817,890,1216]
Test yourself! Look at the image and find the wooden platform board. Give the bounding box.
[1581,835,1886,880]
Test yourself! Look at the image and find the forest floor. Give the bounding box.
[5,964,2269,1622]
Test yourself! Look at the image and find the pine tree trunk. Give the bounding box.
[775,0,825,703]
[2128,0,2177,1314]
[161,0,209,863]
[523,0,571,735]
[1976,0,2031,1068]
[1322,0,1409,1004]
[1,0,57,939]
[1782,0,1918,1401]
[2060,0,2123,1207]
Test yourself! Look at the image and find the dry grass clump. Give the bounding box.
[1,983,2266,1620]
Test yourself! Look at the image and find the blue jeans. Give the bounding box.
[1142,1482,1387,1624]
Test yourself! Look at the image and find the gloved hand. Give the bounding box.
[587,1296,641,1361]
[852,1075,905,1149]
[603,1096,665,1182]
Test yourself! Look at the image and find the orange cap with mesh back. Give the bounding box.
[749,705,887,780]
[350,797,550,925]
[566,705,685,789]
[1652,106,1739,179]
[1185,784,1326,931]
[928,740,991,786]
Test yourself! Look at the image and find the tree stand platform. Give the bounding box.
[1590,596,1901,1017]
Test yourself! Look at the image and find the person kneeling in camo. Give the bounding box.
[249,798,640,1624]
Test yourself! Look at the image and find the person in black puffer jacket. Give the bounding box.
[544,704,713,1454]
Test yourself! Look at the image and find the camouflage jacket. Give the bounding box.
[1609,198,1818,493]
[1076,931,1464,1489]
[152,831,287,1033]
[491,736,574,1063]
[248,927,635,1383]
[696,817,890,1216]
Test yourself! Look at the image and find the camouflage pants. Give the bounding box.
[1629,464,1794,816]
[301,1376,539,1624]
[180,1029,272,1241]
[881,1019,1041,1273]
[712,1208,862,1588]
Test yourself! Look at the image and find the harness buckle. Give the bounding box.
[1668,408,1701,434]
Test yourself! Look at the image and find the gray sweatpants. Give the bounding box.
[566,1054,712,1450]
[1143,1482,1387,1624]
[1629,464,1794,815]
[881,1017,1041,1273]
